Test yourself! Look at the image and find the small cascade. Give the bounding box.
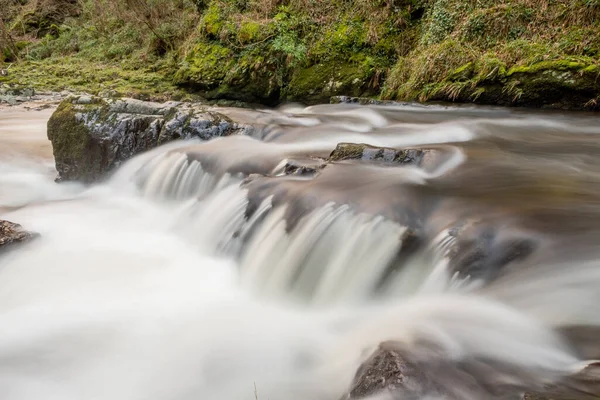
[239,202,408,306]
[111,142,240,201]
[139,152,237,200]
[172,184,249,256]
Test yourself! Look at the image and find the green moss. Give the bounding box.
[237,20,263,44]
[174,43,233,88]
[315,17,367,56]
[507,60,588,75]
[199,3,225,38]
[174,40,282,103]
[583,64,600,73]
[329,143,369,161]
[47,100,92,179]
[472,54,507,82]
[447,62,474,81]
[285,57,378,104]
[3,57,190,101]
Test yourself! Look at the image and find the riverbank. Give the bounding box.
[2,1,599,109]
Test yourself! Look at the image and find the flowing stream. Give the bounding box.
[1,102,600,400]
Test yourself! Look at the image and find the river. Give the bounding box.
[0,101,599,400]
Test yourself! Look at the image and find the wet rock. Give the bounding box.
[284,61,379,104]
[330,96,413,106]
[329,143,429,166]
[276,158,327,177]
[445,222,537,282]
[0,220,38,253]
[345,343,600,400]
[47,96,254,182]
[344,342,438,400]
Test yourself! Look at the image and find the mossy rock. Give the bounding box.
[48,96,250,182]
[430,60,600,110]
[329,143,428,165]
[174,43,281,104]
[285,60,378,104]
[47,98,102,182]
[505,61,600,109]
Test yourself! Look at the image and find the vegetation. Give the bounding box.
[1,0,599,109]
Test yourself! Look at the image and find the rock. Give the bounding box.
[275,158,327,177]
[330,96,413,106]
[329,143,430,165]
[0,220,38,253]
[434,61,600,111]
[285,61,378,104]
[344,342,437,400]
[47,96,253,182]
[20,88,35,97]
[444,221,537,282]
[173,42,281,105]
[345,343,600,400]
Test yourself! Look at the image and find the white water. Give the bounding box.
[1,105,600,400]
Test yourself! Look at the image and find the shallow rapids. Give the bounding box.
[1,102,600,400]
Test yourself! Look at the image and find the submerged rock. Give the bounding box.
[47,96,254,182]
[0,220,38,253]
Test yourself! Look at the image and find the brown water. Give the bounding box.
[0,106,55,161]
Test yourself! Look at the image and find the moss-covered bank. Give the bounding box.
[2,0,600,109]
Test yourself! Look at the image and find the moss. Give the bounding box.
[2,57,191,101]
[236,20,264,44]
[174,41,283,103]
[583,64,600,73]
[507,60,588,75]
[285,57,378,104]
[472,54,507,83]
[329,143,368,162]
[174,42,233,88]
[447,62,474,81]
[313,17,368,58]
[199,3,225,38]
[47,100,92,181]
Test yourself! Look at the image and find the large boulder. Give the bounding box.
[47,96,255,182]
[0,220,38,253]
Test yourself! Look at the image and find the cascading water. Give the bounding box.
[1,103,600,400]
